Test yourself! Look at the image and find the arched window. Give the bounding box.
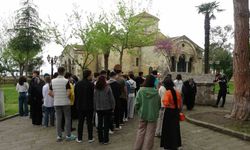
[188,57,193,73]
[171,56,176,72]
[177,54,186,72]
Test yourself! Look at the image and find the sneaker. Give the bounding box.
[76,138,83,143]
[56,136,63,142]
[88,138,95,143]
[114,126,122,131]
[103,142,110,145]
[124,118,128,122]
[109,130,114,135]
[66,134,76,141]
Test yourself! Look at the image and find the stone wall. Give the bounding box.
[162,73,216,106]
[195,82,216,105]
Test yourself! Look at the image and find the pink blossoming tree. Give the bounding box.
[154,39,174,72]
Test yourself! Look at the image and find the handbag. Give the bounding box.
[172,90,185,121]
[179,112,185,121]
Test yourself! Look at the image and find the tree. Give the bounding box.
[229,0,250,120]
[94,18,117,70]
[196,1,224,74]
[209,25,233,79]
[8,0,46,76]
[113,1,156,68]
[0,48,19,81]
[48,8,99,70]
[154,39,175,72]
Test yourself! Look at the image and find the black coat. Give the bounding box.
[74,79,94,111]
[135,76,144,91]
[182,80,197,109]
[28,77,45,105]
[109,80,121,105]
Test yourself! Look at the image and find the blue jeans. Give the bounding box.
[18,92,28,116]
[44,107,55,127]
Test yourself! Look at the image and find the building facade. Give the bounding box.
[59,12,203,77]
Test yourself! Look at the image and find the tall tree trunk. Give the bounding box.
[95,54,99,73]
[119,49,124,69]
[104,50,110,71]
[19,64,24,76]
[204,13,210,74]
[230,0,250,120]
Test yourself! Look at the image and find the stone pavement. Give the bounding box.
[1,95,250,150]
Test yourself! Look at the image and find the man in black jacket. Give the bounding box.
[75,70,95,143]
[108,71,122,130]
[28,70,45,125]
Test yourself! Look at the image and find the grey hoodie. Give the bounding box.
[94,86,115,111]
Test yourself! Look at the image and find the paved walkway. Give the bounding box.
[1,95,250,150]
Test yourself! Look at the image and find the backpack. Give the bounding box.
[69,83,75,105]
[127,80,136,94]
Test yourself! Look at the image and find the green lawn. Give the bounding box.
[0,84,19,117]
[214,81,234,94]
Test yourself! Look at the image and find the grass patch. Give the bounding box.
[214,81,234,94]
[0,84,19,117]
[190,111,250,135]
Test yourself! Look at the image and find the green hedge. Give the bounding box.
[0,84,19,117]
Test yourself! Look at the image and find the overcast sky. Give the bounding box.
[0,0,235,74]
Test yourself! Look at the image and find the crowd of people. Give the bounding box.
[17,63,228,150]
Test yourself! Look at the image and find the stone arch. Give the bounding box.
[173,37,198,59]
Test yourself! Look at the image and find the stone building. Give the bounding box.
[59,12,203,77]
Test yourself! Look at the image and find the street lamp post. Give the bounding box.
[47,55,58,77]
[209,60,220,74]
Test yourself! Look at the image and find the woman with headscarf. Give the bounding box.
[182,78,197,110]
[160,78,182,150]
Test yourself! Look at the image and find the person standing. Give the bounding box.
[155,76,174,137]
[182,78,197,110]
[160,78,182,150]
[127,73,137,119]
[49,67,76,142]
[94,76,115,145]
[28,71,44,125]
[135,72,145,94]
[42,76,55,127]
[134,75,161,150]
[75,70,95,143]
[64,72,76,131]
[114,65,128,125]
[174,74,183,93]
[215,74,227,107]
[107,71,122,130]
[151,70,160,89]
[16,76,29,116]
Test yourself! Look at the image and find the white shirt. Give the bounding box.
[127,79,137,97]
[43,83,54,107]
[51,76,70,106]
[16,82,29,93]
[174,79,183,93]
[158,86,166,107]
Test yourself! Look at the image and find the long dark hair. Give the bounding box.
[163,77,177,107]
[95,76,107,90]
[18,76,27,86]
[142,75,155,87]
